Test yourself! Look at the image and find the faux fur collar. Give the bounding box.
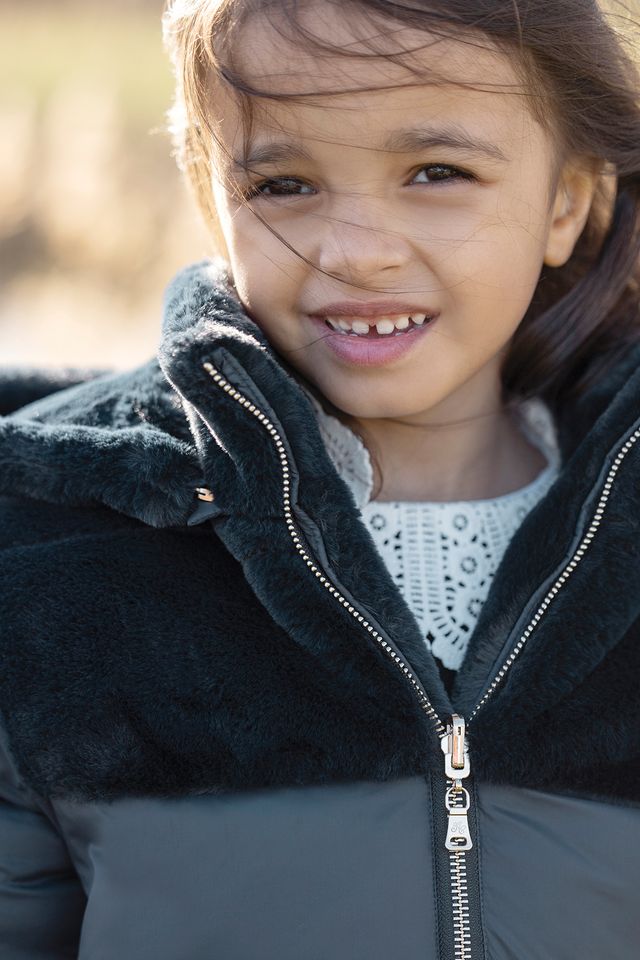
[2,259,640,803]
[1,257,636,526]
[0,257,636,530]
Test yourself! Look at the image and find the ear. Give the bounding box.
[543,159,602,267]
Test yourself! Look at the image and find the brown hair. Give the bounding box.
[162,0,640,417]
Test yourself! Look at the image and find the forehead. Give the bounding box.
[214,2,542,160]
[229,1,521,91]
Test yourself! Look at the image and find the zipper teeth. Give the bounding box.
[449,848,472,960]
[470,423,640,722]
[202,362,446,737]
[202,363,639,960]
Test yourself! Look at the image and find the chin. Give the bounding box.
[321,386,437,422]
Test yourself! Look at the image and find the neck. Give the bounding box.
[348,385,548,504]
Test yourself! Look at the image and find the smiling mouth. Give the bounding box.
[323,313,436,337]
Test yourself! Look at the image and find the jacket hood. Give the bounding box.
[0,259,371,528]
[1,256,638,528]
[2,259,640,802]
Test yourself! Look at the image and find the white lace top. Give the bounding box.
[303,388,561,673]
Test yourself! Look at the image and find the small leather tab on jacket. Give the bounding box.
[187,496,225,526]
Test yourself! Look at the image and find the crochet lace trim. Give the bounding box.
[303,387,560,669]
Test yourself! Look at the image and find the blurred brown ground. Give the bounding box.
[0,0,213,371]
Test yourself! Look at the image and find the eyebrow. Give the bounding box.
[233,123,509,169]
[386,126,509,163]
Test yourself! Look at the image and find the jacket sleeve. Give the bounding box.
[0,719,86,959]
[0,366,110,417]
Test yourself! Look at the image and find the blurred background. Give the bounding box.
[0,0,212,370]
[1,1,638,371]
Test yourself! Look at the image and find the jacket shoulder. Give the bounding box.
[0,494,143,552]
[0,365,108,417]
[0,360,203,529]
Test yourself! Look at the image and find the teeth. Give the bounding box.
[351,320,371,335]
[324,313,432,335]
[375,319,395,335]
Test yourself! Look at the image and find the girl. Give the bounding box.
[1,0,639,957]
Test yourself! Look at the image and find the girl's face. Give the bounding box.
[211,6,597,423]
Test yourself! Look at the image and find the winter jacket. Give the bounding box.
[1,258,639,960]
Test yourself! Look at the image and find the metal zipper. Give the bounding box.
[468,421,640,721]
[201,361,446,734]
[201,361,468,954]
[201,361,640,960]
[441,715,473,960]
[449,848,471,960]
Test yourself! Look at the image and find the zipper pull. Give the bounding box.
[441,714,473,851]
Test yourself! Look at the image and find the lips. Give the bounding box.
[308,310,439,366]
[309,299,440,319]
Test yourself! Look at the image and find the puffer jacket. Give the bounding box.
[1,259,639,960]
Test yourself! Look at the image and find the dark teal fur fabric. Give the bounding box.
[1,259,640,805]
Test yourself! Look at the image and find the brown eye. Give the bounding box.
[412,164,476,185]
[244,177,315,198]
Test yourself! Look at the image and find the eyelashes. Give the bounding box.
[411,164,476,187]
[241,177,313,200]
[239,164,476,200]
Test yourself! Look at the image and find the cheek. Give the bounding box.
[211,182,296,297]
[223,242,303,352]
[440,192,549,327]
[224,211,306,301]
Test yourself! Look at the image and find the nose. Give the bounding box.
[316,198,411,285]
